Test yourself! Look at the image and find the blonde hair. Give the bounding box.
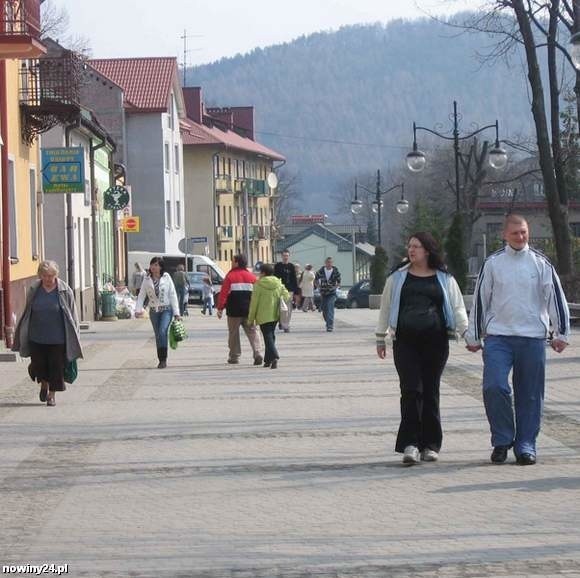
[504,214,528,229]
[37,260,59,277]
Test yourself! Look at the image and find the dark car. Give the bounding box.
[347,279,371,308]
[186,272,210,304]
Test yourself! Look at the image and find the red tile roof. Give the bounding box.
[180,118,285,161]
[89,57,177,112]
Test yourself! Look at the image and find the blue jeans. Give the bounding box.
[320,293,337,330]
[149,309,173,349]
[176,287,187,316]
[202,297,213,315]
[260,321,279,364]
[482,335,546,456]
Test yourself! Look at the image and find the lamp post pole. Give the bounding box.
[375,169,383,246]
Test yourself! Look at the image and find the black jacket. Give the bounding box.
[315,266,341,296]
[274,262,298,293]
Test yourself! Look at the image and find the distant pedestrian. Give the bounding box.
[248,263,289,369]
[375,233,467,466]
[13,260,83,407]
[294,263,303,309]
[274,249,299,332]
[217,254,263,365]
[300,264,316,312]
[201,276,214,315]
[135,257,181,369]
[466,214,570,465]
[173,264,189,317]
[315,257,341,332]
[130,262,146,296]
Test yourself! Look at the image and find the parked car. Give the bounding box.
[313,288,349,309]
[186,272,210,304]
[347,279,371,308]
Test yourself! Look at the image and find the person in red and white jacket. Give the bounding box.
[217,254,263,365]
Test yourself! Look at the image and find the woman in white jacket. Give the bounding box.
[375,232,468,466]
[135,257,181,368]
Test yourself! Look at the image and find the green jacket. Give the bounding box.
[248,275,290,326]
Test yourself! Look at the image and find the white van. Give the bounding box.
[128,251,226,300]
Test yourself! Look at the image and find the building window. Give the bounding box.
[571,223,580,237]
[29,169,38,258]
[8,160,18,259]
[176,200,181,228]
[164,143,170,173]
[214,155,219,178]
[174,144,180,174]
[166,200,172,228]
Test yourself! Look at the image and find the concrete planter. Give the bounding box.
[369,294,381,309]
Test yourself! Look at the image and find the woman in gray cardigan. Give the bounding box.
[13,260,83,406]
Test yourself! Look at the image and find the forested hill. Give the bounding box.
[188,15,536,213]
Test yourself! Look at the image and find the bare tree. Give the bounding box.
[271,169,303,231]
[40,0,91,56]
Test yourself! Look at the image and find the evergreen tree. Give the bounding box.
[445,213,468,292]
[370,245,389,295]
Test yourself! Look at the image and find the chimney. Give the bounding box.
[232,107,254,140]
[182,86,203,124]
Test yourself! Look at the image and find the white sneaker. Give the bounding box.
[421,449,439,462]
[402,445,420,465]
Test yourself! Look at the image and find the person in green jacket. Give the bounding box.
[248,263,289,369]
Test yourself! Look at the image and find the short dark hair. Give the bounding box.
[234,254,248,269]
[282,249,290,255]
[149,256,166,275]
[260,263,274,276]
[408,232,447,271]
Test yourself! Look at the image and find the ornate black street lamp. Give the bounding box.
[406,101,507,212]
[350,169,408,246]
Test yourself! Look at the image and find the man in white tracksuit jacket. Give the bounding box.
[466,214,570,465]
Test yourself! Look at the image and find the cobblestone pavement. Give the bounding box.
[1,308,579,578]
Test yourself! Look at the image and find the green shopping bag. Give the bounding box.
[169,319,187,350]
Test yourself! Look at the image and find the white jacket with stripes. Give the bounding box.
[466,244,570,345]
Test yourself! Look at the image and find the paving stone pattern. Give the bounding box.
[1,309,579,577]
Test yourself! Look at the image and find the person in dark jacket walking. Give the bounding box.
[274,249,299,332]
[217,254,263,365]
[315,257,341,332]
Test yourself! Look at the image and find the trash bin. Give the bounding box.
[100,291,117,321]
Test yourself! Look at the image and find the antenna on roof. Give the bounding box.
[180,29,202,86]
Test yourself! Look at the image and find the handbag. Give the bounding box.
[169,318,187,349]
[63,359,78,384]
[279,295,290,330]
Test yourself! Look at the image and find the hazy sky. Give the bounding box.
[52,0,483,64]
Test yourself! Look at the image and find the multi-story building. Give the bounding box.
[0,0,46,344]
[181,87,285,271]
[89,57,186,256]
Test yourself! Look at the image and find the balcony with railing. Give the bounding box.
[215,174,232,193]
[0,0,45,58]
[233,178,268,197]
[217,225,234,242]
[19,46,84,143]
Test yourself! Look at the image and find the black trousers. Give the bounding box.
[29,341,67,392]
[393,335,449,453]
[260,321,279,364]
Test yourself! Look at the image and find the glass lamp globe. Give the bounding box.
[396,199,410,214]
[570,32,580,70]
[488,146,508,170]
[350,199,363,215]
[406,150,426,173]
[371,200,383,214]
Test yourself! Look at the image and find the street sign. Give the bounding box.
[41,147,85,194]
[104,185,130,210]
[178,236,208,254]
[121,216,140,233]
